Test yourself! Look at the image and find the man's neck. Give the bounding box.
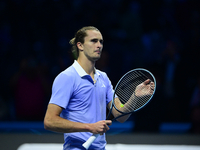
[77,58,95,77]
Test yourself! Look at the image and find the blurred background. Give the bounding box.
[0,0,200,149]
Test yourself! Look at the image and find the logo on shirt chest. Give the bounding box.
[101,83,106,87]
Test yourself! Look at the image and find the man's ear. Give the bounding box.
[77,42,84,51]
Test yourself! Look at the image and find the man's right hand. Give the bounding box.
[89,120,112,135]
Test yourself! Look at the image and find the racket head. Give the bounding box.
[112,68,156,115]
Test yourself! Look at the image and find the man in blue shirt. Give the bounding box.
[44,26,131,149]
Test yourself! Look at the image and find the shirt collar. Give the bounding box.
[72,60,100,77]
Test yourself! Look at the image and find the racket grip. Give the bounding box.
[82,134,99,149]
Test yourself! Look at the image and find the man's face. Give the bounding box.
[80,30,103,62]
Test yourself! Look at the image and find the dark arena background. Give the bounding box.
[0,0,200,149]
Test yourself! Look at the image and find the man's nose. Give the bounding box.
[97,41,103,48]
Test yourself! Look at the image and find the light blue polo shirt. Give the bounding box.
[49,60,114,150]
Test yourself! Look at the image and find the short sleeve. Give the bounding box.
[103,73,115,105]
[49,72,74,109]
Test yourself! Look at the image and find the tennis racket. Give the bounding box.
[82,68,156,149]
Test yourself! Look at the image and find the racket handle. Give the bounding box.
[82,134,99,149]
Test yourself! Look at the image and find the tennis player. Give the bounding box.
[44,26,132,150]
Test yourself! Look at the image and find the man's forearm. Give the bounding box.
[44,115,91,133]
[111,98,131,123]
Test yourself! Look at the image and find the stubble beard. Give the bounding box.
[86,53,101,63]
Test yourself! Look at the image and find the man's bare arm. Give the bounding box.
[107,99,131,123]
[44,104,111,134]
[107,79,155,123]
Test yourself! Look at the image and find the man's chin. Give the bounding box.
[92,56,101,62]
[87,55,101,62]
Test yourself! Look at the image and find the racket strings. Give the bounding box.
[116,71,143,100]
[115,72,140,100]
[114,70,154,112]
[129,71,153,110]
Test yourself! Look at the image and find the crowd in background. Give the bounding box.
[0,0,200,133]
